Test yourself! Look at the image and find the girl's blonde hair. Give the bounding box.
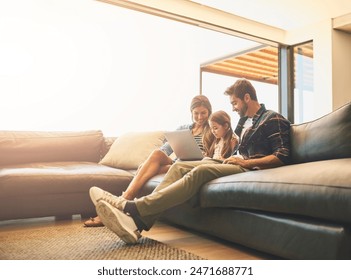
[206,110,237,159]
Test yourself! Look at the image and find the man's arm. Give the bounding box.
[223,154,284,170]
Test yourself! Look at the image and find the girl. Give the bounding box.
[204,110,238,161]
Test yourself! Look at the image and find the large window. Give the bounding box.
[2,0,310,134]
[0,0,273,135]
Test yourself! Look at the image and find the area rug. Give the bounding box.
[0,222,204,260]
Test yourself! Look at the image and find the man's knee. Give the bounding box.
[171,161,191,169]
[167,161,199,178]
[192,164,209,174]
[191,163,236,178]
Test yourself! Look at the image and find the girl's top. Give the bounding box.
[212,138,224,160]
[212,133,238,160]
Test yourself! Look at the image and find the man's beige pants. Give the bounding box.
[134,159,247,229]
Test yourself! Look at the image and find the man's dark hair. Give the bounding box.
[224,79,258,101]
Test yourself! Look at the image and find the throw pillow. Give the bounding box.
[99,131,165,169]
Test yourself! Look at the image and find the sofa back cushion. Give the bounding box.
[0,130,103,166]
[99,131,165,170]
[290,102,351,164]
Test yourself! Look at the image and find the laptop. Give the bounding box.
[164,129,204,161]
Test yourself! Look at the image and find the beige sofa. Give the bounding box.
[0,130,134,220]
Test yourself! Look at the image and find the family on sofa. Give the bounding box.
[87,79,292,244]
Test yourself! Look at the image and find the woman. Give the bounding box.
[84,95,213,227]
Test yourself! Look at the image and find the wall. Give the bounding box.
[285,20,332,117]
[332,30,351,109]
[273,17,351,116]
[285,19,351,118]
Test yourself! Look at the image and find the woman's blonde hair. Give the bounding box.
[190,95,212,115]
[206,110,237,159]
[190,95,214,154]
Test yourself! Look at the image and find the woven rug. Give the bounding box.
[0,222,204,260]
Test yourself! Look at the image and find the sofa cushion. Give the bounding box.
[0,162,133,197]
[0,130,104,166]
[99,131,165,170]
[0,161,134,221]
[290,102,351,164]
[199,158,351,223]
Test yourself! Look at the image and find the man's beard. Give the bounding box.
[239,103,248,118]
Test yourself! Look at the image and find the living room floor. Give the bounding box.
[0,215,278,260]
[143,220,278,260]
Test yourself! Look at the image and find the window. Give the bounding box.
[200,45,279,125]
[293,41,314,123]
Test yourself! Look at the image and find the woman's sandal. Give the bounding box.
[83,217,104,227]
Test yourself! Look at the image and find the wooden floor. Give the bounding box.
[0,215,277,260]
[143,221,277,260]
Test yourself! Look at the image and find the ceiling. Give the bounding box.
[201,45,279,85]
[190,0,351,31]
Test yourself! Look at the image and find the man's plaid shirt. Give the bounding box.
[234,104,291,165]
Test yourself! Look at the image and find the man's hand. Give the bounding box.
[223,154,284,170]
[223,156,247,168]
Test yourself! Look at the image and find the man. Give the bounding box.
[90,79,291,244]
